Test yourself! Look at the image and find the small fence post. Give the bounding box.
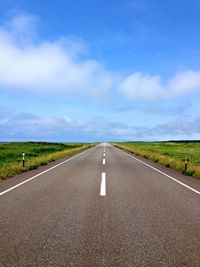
[22,153,25,167]
[185,156,189,171]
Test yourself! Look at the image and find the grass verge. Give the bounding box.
[112,142,200,179]
[0,142,95,180]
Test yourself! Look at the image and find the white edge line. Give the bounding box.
[115,146,200,196]
[0,147,94,197]
[100,172,106,196]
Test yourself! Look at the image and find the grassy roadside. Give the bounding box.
[0,142,95,180]
[112,142,200,179]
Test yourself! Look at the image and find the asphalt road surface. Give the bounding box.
[0,143,200,266]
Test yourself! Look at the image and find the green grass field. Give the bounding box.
[0,142,94,180]
[112,141,200,179]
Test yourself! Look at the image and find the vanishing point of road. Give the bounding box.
[0,144,200,266]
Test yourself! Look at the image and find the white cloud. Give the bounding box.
[0,108,129,141]
[1,106,200,141]
[0,14,116,100]
[169,70,200,96]
[118,72,164,100]
[0,14,200,102]
[118,70,200,100]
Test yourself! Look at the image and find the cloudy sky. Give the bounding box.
[0,0,200,142]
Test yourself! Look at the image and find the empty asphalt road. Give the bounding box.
[0,143,200,266]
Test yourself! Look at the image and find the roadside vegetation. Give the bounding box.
[0,142,94,180]
[112,141,200,179]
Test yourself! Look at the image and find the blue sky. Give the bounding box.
[0,0,200,142]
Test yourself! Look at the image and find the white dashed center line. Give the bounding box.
[100,172,106,196]
[103,158,106,165]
